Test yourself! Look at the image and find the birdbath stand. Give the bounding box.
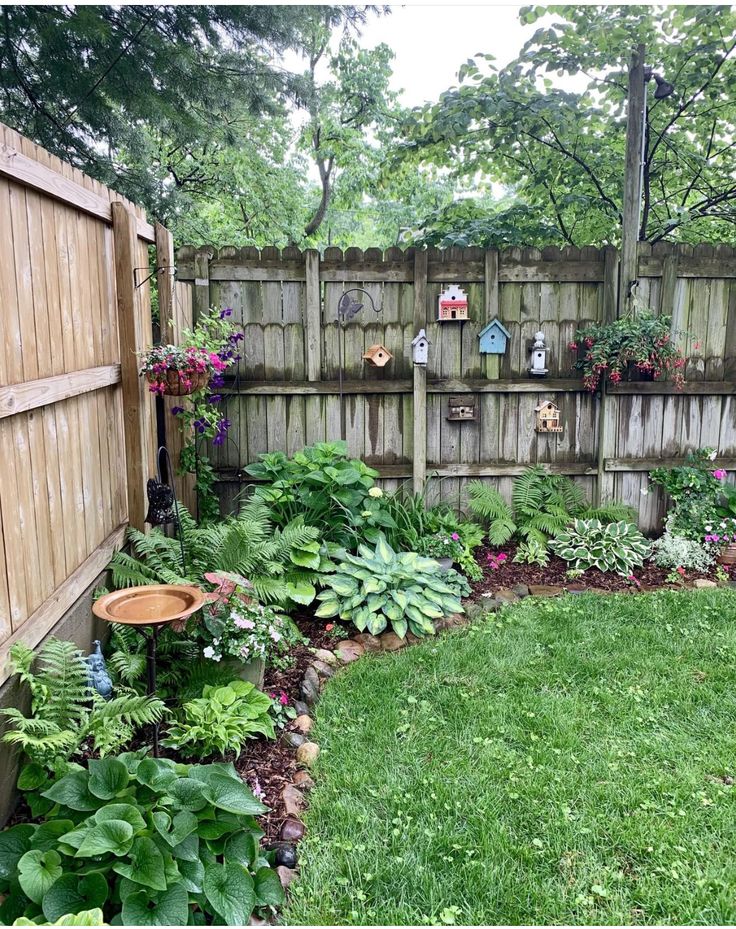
[93,584,206,757]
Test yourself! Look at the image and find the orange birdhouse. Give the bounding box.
[363,344,393,367]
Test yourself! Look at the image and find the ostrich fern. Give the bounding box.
[1,639,165,773]
[109,500,320,607]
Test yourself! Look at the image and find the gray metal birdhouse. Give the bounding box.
[411,329,430,365]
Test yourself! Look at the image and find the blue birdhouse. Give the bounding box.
[478,319,511,355]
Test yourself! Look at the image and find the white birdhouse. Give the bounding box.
[411,329,430,365]
[529,330,548,376]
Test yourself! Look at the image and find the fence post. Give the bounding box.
[483,248,500,380]
[305,249,322,382]
[112,201,151,530]
[412,249,428,494]
[154,221,175,340]
[596,246,619,505]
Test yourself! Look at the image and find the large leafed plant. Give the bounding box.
[315,537,470,638]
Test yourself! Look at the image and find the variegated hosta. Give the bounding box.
[549,519,652,576]
[315,538,470,638]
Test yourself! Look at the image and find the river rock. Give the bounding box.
[293,714,313,735]
[494,587,519,604]
[276,866,298,890]
[281,785,305,817]
[353,632,382,652]
[528,584,564,597]
[283,731,306,749]
[512,584,530,598]
[274,843,298,868]
[294,700,310,717]
[312,648,338,665]
[296,741,320,767]
[335,639,365,663]
[300,666,320,705]
[379,631,406,651]
[293,770,315,791]
[311,659,335,679]
[692,578,718,588]
[280,817,305,842]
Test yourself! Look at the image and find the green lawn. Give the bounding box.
[285,590,736,926]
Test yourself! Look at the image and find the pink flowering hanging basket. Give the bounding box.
[147,369,211,396]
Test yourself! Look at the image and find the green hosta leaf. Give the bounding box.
[326,575,358,597]
[366,593,388,613]
[88,758,130,800]
[42,771,100,812]
[75,820,134,858]
[363,576,386,594]
[289,547,321,570]
[375,537,395,564]
[391,617,408,639]
[285,581,316,605]
[17,763,49,792]
[254,867,285,907]
[200,773,268,816]
[366,612,388,636]
[153,811,198,847]
[121,883,189,926]
[391,590,408,610]
[18,849,62,904]
[41,873,108,922]
[0,825,34,880]
[204,861,255,926]
[94,803,147,833]
[113,836,167,891]
[135,758,178,792]
[314,599,340,618]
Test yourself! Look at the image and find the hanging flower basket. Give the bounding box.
[146,368,211,396]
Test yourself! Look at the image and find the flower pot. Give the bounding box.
[717,542,736,567]
[147,369,210,396]
[433,557,453,572]
[223,657,265,690]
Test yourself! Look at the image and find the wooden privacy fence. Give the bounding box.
[175,243,736,530]
[0,123,175,683]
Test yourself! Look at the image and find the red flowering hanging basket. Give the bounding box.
[147,368,211,396]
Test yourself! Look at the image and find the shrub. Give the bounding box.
[245,441,396,546]
[315,537,470,638]
[650,525,715,572]
[0,640,165,777]
[0,756,283,926]
[549,520,652,576]
[164,681,274,758]
[109,499,321,607]
[414,533,465,561]
[649,448,722,540]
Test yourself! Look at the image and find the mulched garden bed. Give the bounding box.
[468,541,716,598]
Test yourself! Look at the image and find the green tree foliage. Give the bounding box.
[401,5,736,246]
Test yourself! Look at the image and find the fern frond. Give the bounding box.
[585,503,637,523]
[487,519,517,546]
[93,694,166,726]
[466,482,513,521]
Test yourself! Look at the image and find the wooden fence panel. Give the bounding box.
[0,122,160,683]
[175,241,736,532]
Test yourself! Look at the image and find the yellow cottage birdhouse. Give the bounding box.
[535,400,562,433]
[363,344,393,367]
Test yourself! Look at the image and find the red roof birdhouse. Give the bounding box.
[438,285,469,321]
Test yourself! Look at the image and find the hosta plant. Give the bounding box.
[0,756,283,926]
[550,520,652,576]
[315,537,469,638]
[164,680,275,758]
[513,539,550,567]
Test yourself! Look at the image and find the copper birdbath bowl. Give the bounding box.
[93,584,205,755]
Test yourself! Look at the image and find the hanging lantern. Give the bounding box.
[145,478,177,526]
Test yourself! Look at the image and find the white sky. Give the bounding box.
[357,4,532,107]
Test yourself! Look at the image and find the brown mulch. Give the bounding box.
[468,541,717,598]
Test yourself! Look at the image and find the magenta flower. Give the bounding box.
[712,469,727,480]
[451,532,460,541]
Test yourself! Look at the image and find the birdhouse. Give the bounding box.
[447,395,478,422]
[411,329,430,365]
[529,330,549,376]
[438,285,469,321]
[363,344,393,367]
[535,400,562,433]
[478,318,511,354]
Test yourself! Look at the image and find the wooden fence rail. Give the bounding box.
[175,242,736,532]
[0,122,166,683]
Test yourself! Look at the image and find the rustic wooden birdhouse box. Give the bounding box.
[447,395,478,422]
[438,285,469,321]
[411,329,430,365]
[478,318,511,354]
[535,400,563,433]
[363,344,393,367]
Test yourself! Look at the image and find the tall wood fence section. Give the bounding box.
[176,243,736,532]
[0,124,162,683]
